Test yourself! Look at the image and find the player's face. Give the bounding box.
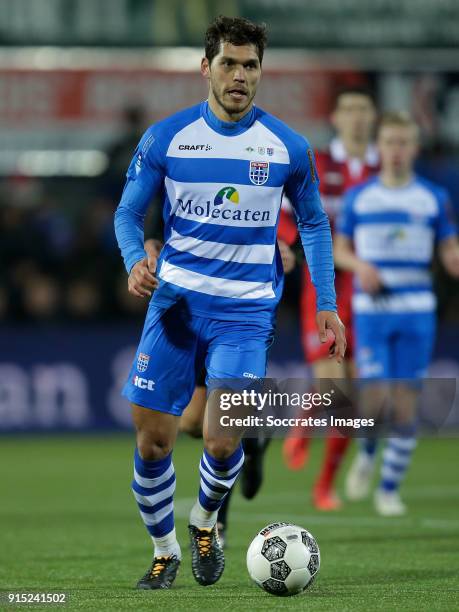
[332,94,376,144]
[201,42,261,121]
[378,125,419,176]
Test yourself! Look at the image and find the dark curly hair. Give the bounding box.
[334,86,376,108]
[205,16,267,65]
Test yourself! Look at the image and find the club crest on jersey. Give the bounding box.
[249,161,269,186]
[137,352,150,373]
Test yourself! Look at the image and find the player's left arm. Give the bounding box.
[435,190,459,278]
[285,141,346,363]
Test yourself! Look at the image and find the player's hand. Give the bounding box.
[128,246,159,298]
[356,261,382,294]
[144,238,163,259]
[316,311,346,364]
[278,239,296,274]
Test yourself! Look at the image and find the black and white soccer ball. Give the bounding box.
[246,522,320,596]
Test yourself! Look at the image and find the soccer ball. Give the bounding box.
[246,522,320,596]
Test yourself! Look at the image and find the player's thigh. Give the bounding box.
[123,304,200,416]
[179,383,207,437]
[312,357,356,414]
[132,402,180,457]
[203,320,273,457]
[312,357,347,380]
[354,314,391,380]
[358,382,391,421]
[391,384,419,425]
[205,320,273,382]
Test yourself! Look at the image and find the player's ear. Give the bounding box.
[201,57,210,79]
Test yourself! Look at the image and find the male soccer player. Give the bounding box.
[335,112,459,515]
[114,16,345,590]
[178,238,295,548]
[281,88,378,510]
[145,232,295,551]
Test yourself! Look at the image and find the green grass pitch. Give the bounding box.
[1,435,458,611]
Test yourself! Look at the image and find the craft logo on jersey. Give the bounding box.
[249,161,269,186]
[214,186,240,206]
[137,352,150,373]
[178,144,212,151]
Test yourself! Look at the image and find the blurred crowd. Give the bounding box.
[0,107,160,323]
[1,107,459,325]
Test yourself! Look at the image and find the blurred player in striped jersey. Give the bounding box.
[335,112,459,515]
[281,87,379,510]
[114,16,345,590]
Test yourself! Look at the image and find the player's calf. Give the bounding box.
[189,444,244,585]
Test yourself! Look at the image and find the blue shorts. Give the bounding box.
[123,303,274,415]
[354,311,436,380]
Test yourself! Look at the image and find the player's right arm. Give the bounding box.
[334,189,382,294]
[114,129,164,297]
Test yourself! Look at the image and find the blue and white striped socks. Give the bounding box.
[361,437,378,459]
[380,427,417,492]
[132,448,181,559]
[190,444,245,529]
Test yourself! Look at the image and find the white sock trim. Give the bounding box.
[189,500,219,529]
[152,527,181,559]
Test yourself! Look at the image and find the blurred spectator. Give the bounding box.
[101,105,148,200]
[65,278,102,320]
[0,285,8,319]
[115,271,149,317]
[21,271,61,321]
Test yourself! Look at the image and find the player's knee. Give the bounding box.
[136,430,173,461]
[205,437,240,460]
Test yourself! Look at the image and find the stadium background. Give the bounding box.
[1,0,458,432]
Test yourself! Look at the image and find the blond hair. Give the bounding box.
[378,111,419,138]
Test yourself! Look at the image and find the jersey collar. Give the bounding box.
[330,137,379,167]
[202,100,256,136]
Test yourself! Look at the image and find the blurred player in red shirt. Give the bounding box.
[280,87,378,510]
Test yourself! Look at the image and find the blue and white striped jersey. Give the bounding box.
[115,101,336,322]
[337,176,456,314]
